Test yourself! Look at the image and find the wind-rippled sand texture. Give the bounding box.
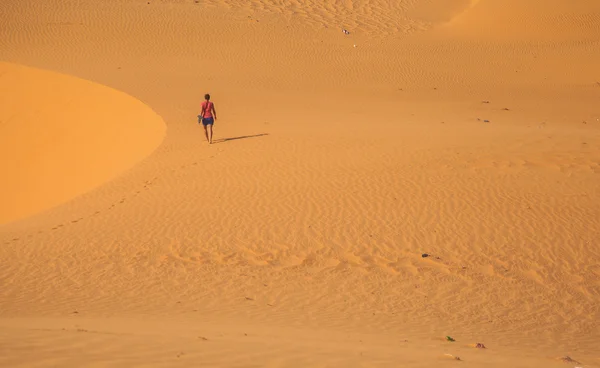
[0,0,599,367]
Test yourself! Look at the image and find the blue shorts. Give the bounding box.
[198,115,214,126]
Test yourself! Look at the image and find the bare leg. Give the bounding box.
[203,125,209,142]
[207,124,213,144]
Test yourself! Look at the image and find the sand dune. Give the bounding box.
[0,0,599,367]
[448,0,600,40]
[203,0,475,35]
[0,62,165,224]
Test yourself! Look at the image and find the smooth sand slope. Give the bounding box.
[0,62,165,224]
[1,0,599,367]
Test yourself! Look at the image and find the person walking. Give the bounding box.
[199,93,217,144]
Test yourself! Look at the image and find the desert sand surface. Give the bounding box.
[1,0,599,367]
[0,62,165,224]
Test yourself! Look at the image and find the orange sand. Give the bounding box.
[0,0,599,367]
[0,62,165,224]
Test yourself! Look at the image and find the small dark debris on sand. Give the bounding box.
[245,297,254,301]
[482,100,490,104]
[559,356,580,364]
[474,343,486,349]
[444,353,461,360]
[422,253,430,258]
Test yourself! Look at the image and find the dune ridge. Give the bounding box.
[203,0,475,35]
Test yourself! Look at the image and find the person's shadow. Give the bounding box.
[212,133,269,144]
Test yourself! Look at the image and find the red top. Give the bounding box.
[201,101,214,118]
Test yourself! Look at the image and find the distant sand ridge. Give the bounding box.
[203,0,476,34]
